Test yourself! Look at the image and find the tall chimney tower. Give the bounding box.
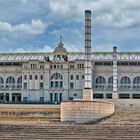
[83,10,93,101]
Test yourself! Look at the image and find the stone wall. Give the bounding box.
[61,100,114,123]
[95,99,140,109]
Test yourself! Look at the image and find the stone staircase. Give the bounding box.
[0,109,140,139]
[0,105,60,122]
[100,109,140,125]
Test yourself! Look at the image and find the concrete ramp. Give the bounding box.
[61,100,114,123]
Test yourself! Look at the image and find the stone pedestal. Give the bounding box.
[83,88,93,101]
[112,91,118,99]
[61,100,115,123]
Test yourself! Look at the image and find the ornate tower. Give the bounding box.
[83,10,93,100]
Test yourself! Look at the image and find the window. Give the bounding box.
[50,93,53,103]
[17,76,22,88]
[24,83,27,89]
[40,83,43,89]
[50,73,63,89]
[51,82,53,88]
[70,82,74,89]
[77,64,84,68]
[70,65,74,69]
[55,81,58,87]
[61,65,63,69]
[133,76,140,89]
[120,76,131,89]
[40,65,44,69]
[40,97,44,102]
[76,75,79,80]
[40,75,43,80]
[24,75,27,80]
[59,93,62,102]
[70,75,73,80]
[60,81,63,88]
[29,75,32,80]
[6,76,15,88]
[35,75,38,80]
[31,64,37,69]
[95,76,106,88]
[82,75,84,80]
[108,76,113,89]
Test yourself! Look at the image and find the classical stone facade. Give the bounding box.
[0,41,140,103]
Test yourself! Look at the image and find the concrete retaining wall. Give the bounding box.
[113,99,140,109]
[61,100,114,123]
[94,99,140,109]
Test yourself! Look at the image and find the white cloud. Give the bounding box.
[14,45,53,53]
[48,0,140,29]
[0,20,47,37]
[94,43,117,52]
[37,45,53,52]
[65,43,84,52]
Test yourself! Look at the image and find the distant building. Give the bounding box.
[0,39,140,103]
[0,10,140,103]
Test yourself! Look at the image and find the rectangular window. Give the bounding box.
[76,75,79,80]
[70,65,74,69]
[55,81,58,87]
[24,83,27,89]
[40,97,44,102]
[82,75,84,80]
[40,83,44,89]
[31,64,37,69]
[51,82,53,87]
[40,65,44,69]
[40,75,43,80]
[35,75,38,80]
[70,82,74,89]
[24,75,27,80]
[70,75,73,80]
[30,75,32,80]
[60,81,63,88]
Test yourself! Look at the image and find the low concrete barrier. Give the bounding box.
[61,100,114,123]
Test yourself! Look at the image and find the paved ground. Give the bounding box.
[0,109,140,139]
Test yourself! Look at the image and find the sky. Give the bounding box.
[0,0,140,53]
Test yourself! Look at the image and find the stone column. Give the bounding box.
[9,93,12,102]
[112,46,118,99]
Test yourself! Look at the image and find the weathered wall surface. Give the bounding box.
[61,101,114,123]
[95,99,140,109]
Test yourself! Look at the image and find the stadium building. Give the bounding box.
[0,10,140,103]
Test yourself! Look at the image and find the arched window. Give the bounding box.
[95,76,106,89]
[50,73,63,88]
[133,76,140,90]
[0,77,4,88]
[51,73,63,80]
[108,76,113,89]
[6,76,15,88]
[120,76,131,90]
[17,76,22,88]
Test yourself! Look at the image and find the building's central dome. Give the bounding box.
[53,35,68,55]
